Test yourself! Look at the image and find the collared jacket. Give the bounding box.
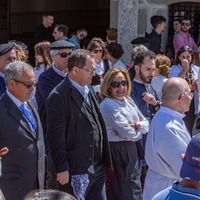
[46,77,112,175]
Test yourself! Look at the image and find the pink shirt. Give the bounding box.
[173,30,197,54]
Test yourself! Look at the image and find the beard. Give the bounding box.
[139,69,153,84]
[181,28,189,33]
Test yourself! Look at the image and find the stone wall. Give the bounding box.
[110,0,170,64]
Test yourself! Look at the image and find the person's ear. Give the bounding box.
[9,80,15,90]
[178,93,184,101]
[181,153,185,161]
[134,65,140,73]
[71,66,79,76]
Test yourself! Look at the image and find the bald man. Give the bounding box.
[143,77,192,200]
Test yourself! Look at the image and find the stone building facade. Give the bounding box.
[1,0,200,65]
[110,0,200,64]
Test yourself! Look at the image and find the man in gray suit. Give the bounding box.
[0,61,45,200]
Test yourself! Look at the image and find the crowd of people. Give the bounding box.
[0,11,200,200]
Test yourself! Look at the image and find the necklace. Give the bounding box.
[185,68,193,86]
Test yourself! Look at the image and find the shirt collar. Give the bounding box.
[0,72,4,78]
[52,65,66,77]
[68,76,89,99]
[159,105,186,119]
[6,90,24,108]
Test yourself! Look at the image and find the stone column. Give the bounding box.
[118,0,139,65]
[110,0,118,28]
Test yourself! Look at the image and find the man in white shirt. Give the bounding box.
[143,77,192,200]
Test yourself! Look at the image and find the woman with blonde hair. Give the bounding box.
[151,54,171,101]
[100,68,149,200]
[14,44,27,62]
[34,41,53,81]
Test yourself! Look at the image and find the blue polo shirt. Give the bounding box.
[152,181,200,200]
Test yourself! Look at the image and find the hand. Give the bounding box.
[57,171,69,185]
[130,123,140,130]
[181,59,190,71]
[190,81,197,91]
[142,92,157,106]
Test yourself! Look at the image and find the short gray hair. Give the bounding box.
[4,61,33,85]
[50,49,59,57]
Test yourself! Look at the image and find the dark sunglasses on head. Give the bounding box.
[178,45,192,54]
[58,52,71,58]
[181,22,191,27]
[111,80,128,88]
[13,79,37,89]
[93,49,103,54]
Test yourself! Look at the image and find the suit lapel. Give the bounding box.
[71,88,92,121]
[3,93,36,138]
[64,77,98,123]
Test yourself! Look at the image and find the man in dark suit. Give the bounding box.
[46,49,112,200]
[0,61,45,200]
[35,40,74,135]
[0,43,16,96]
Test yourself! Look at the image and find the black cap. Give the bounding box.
[131,37,150,45]
[0,43,15,56]
[50,40,75,50]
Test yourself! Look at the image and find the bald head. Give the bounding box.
[162,78,188,101]
[161,77,192,113]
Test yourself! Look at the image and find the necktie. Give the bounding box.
[83,86,90,106]
[20,103,35,132]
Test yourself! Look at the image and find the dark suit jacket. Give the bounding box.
[0,93,45,200]
[46,77,112,175]
[0,76,6,97]
[35,67,65,134]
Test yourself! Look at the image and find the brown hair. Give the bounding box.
[106,28,117,41]
[87,37,106,51]
[155,54,171,77]
[14,45,26,62]
[67,49,92,72]
[34,41,52,69]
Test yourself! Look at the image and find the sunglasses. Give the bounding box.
[178,46,192,54]
[93,49,103,54]
[58,52,71,58]
[80,34,86,38]
[111,80,128,88]
[13,79,37,89]
[181,22,191,27]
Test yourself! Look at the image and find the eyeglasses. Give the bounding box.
[92,49,103,54]
[178,91,193,100]
[181,22,191,27]
[80,34,86,39]
[111,80,128,88]
[76,66,96,75]
[57,52,71,58]
[13,79,37,89]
